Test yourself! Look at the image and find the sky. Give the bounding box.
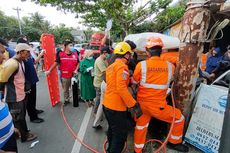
[0,0,83,29]
[0,0,179,30]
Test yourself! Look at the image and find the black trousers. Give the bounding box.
[8,100,28,142]
[26,84,38,120]
[103,106,128,153]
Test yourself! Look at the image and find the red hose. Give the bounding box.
[145,83,176,153]
[60,104,100,153]
[61,83,177,153]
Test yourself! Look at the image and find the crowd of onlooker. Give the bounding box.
[0,32,229,153]
[0,36,45,153]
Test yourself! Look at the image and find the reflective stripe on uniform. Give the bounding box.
[140,82,168,89]
[131,77,139,84]
[140,61,173,90]
[135,123,149,130]
[134,143,145,148]
[175,115,185,123]
[171,134,183,140]
[141,61,147,83]
[123,70,129,75]
[167,62,172,85]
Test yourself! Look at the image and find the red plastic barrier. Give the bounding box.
[41,33,60,107]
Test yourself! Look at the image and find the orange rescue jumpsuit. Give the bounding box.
[103,58,136,111]
[103,58,136,153]
[200,53,208,71]
[133,56,185,153]
[160,51,179,66]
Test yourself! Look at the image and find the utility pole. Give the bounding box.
[13,7,22,35]
[173,0,211,118]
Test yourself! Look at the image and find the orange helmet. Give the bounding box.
[145,37,164,49]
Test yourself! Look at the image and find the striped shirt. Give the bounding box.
[0,102,14,149]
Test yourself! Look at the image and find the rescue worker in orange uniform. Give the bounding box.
[103,42,142,153]
[200,53,208,71]
[160,50,179,66]
[132,38,189,153]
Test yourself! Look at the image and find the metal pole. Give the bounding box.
[219,83,230,152]
[13,7,22,35]
[173,0,211,118]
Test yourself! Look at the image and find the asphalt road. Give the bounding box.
[17,72,202,153]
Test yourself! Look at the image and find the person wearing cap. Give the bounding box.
[92,46,111,129]
[103,42,142,153]
[0,43,37,143]
[17,38,45,123]
[132,37,188,153]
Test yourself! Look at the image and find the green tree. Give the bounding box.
[131,0,187,33]
[0,10,74,43]
[83,28,95,42]
[21,12,52,41]
[51,24,74,44]
[29,12,51,32]
[0,10,20,40]
[32,0,172,37]
[154,1,186,31]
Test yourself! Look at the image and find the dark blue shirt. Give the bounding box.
[24,57,39,85]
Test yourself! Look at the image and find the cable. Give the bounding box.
[143,83,176,153]
[60,104,100,153]
[61,83,177,153]
[61,103,127,153]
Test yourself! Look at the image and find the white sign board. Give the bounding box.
[185,84,228,153]
[106,19,113,31]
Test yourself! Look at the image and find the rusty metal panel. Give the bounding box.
[174,4,211,117]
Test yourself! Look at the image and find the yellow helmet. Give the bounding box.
[114,42,132,55]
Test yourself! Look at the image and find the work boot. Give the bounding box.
[167,142,189,152]
[30,117,44,123]
[21,133,37,143]
[36,109,44,114]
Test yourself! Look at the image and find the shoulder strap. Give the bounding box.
[12,58,23,74]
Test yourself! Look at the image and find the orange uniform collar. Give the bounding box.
[149,56,161,60]
[115,58,126,64]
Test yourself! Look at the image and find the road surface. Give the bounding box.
[18,72,202,153]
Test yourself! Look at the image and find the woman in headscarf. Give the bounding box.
[205,47,223,74]
[209,45,230,80]
[80,49,96,107]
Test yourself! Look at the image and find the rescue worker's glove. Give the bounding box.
[130,103,143,119]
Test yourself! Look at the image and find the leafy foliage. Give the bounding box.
[51,24,74,44]
[0,10,74,43]
[31,0,173,37]
[0,10,20,40]
[131,0,187,33]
